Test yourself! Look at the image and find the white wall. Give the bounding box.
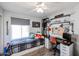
[49,7,78,35]
[0,7,3,15]
[0,7,4,54]
[0,7,42,53]
[49,4,79,55]
[3,10,42,47]
[49,5,79,35]
[70,5,79,55]
[70,5,79,35]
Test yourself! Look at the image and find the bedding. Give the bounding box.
[10,37,37,46]
[7,37,44,55]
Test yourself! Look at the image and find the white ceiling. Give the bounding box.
[0,2,79,18]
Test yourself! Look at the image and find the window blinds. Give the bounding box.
[11,17,30,25]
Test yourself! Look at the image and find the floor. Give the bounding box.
[44,49,59,56]
[23,47,60,56]
[0,47,60,56]
[0,53,3,56]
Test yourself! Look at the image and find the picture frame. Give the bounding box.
[32,21,40,28]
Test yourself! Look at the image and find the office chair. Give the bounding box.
[50,36,60,56]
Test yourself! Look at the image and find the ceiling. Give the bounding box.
[0,2,79,18]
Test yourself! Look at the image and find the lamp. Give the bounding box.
[36,8,44,13]
[34,2,47,13]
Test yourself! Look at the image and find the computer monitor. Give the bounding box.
[63,33,71,42]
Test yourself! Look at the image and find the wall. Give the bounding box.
[0,7,4,54]
[49,4,79,55]
[70,5,79,35]
[0,8,42,53]
[49,7,78,35]
[0,7,3,15]
[3,10,42,47]
[70,5,79,55]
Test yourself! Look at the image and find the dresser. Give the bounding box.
[60,43,73,56]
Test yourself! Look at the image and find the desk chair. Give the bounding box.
[50,37,60,56]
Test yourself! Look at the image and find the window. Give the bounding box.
[22,25,29,38]
[11,25,29,40]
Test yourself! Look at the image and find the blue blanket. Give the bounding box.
[10,37,37,45]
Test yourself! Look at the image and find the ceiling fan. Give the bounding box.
[33,2,48,13]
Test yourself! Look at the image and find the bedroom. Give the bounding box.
[0,2,79,56]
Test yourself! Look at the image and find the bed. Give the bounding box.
[9,37,45,55]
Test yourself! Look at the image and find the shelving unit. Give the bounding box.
[42,18,49,36]
[46,14,74,35]
[60,43,73,56]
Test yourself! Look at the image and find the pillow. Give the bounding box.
[29,33,35,39]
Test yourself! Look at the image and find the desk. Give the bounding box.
[56,38,63,43]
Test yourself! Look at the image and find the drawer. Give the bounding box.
[60,51,69,56]
[36,42,40,46]
[61,48,68,52]
[27,44,32,48]
[61,45,68,48]
[60,47,69,52]
[60,43,73,56]
[12,47,19,53]
[60,44,69,50]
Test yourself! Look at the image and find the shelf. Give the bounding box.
[50,21,70,25]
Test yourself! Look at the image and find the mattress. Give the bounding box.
[10,37,37,46]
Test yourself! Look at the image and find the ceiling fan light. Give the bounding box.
[34,2,47,13]
[37,8,44,13]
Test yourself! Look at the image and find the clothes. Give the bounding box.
[57,27,64,36]
[35,34,44,39]
[4,45,12,56]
